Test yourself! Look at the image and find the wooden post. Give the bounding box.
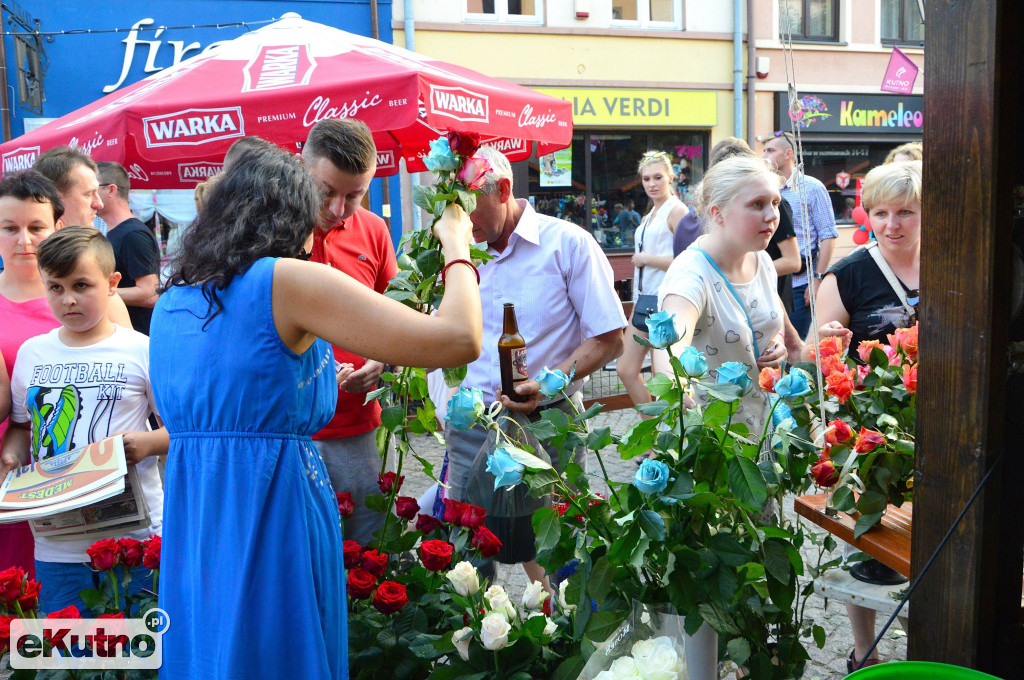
[911,0,1024,673]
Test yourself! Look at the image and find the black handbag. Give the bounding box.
[632,294,659,332]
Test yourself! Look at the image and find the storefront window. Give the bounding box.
[527,130,707,251]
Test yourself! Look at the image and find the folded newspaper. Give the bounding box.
[0,436,151,538]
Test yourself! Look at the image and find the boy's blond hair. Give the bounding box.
[36,225,116,278]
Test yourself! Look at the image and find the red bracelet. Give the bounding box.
[440,258,480,286]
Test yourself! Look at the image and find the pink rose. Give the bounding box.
[457,155,491,190]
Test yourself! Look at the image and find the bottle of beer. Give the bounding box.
[499,302,529,402]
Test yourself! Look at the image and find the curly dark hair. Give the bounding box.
[163,145,323,323]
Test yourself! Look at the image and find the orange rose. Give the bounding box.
[857,340,884,364]
[854,427,886,454]
[889,324,919,361]
[826,419,854,445]
[758,367,781,393]
[820,353,847,378]
[902,363,917,393]
[825,369,855,404]
[816,336,845,359]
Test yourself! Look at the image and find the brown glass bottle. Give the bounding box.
[499,302,529,402]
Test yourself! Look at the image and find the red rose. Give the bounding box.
[811,458,839,487]
[93,612,128,656]
[854,427,886,454]
[360,549,388,578]
[553,500,569,517]
[394,496,420,521]
[542,596,552,616]
[87,538,120,572]
[336,492,355,518]
[0,566,26,605]
[419,539,454,572]
[471,526,502,558]
[825,369,855,404]
[346,568,377,600]
[758,367,780,393]
[46,605,82,619]
[143,535,161,570]
[372,580,409,614]
[826,419,854,445]
[442,499,486,528]
[17,579,41,612]
[343,540,364,569]
[415,513,444,534]
[378,472,405,495]
[446,130,482,157]
[0,615,13,654]
[902,363,917,394]
[118,538,145,568]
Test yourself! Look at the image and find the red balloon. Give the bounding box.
[851,206,868,225]
[851,229,870,245]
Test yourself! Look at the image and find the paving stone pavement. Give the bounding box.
[400,407,907,679]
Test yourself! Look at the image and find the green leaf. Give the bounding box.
[552,656,588,680]
[384,289,418,302]
[412,183,437,213]
[813,624,827,648]
[525,467,562,495]
[632,334,657,348]
[506,446,553,470]
[575,401,605,423]
[855,490,888,516]
[380,405,406,432]
[763,538,792,585]
[587,427,614,451]
[79,588,107,611]
[646,373,676,398]
[696,380,743,403]
[853,511,884,538]
[727,637,752,667]
[664,471,695,498]
[363,386,388,404]
[707,534,751,566]
[364,493,388,513]
[526,418,559,440]
[638,509,666,541]
[455,188,478,215]
[588,556,615,604]
[636,400,670,416]
[441,365,467,389]
[728,456,769,509]
[830,485,855,512]
[585,610,626,642]
[533,507,562,553]
[415,248,442,278]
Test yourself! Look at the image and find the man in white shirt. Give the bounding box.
[447,145,626,584]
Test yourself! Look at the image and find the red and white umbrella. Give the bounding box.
[0,13,572,188]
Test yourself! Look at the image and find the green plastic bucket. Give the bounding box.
[847,661,1002,679]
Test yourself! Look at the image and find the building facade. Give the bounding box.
[395,0,923,272]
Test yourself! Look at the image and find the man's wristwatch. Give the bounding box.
[813,272,828,280]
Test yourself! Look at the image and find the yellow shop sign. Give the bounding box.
[535,88,717,127]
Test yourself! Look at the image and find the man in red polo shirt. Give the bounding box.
[303,119,398,547]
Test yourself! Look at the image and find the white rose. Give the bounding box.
[522,580,549,610]
[446,561,480,597]
[451,626,473,661]
[557,579,576,613]
[480,612,512,651]
[542,615,557,636]
[609,656,642,679]
[633,643,683,680]
[594,672,617,680]
[484,585,516,620]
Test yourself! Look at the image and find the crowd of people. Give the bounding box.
[0,120,921,678]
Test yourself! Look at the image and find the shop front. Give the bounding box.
[775,92,924,225]
[527,87,717,286]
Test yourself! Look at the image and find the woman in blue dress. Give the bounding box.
[149,146,481,680]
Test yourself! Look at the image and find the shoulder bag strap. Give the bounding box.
[692,248,760,357]
[864,241,915,317]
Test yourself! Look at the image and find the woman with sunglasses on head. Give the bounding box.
[616,151,689,409]
[808,160,921,674]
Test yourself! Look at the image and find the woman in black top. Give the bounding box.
[807,160,920,672]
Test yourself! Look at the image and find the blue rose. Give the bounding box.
[445,387,485,431]
[774,368,812,399]
[633,459,671,495]
[536,367,571,398]
[716,362,752,393]
[486,447,526,489]
[646,310,681,349]
[679,346,709,378]
[424,137,459,172]
[771,397,793,427]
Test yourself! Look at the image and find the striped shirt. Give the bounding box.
[781,171,838,288]
[464,201,627,404]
